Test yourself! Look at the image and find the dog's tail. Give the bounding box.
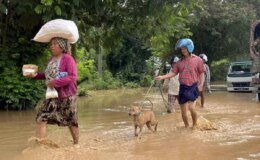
[145,98,154,111]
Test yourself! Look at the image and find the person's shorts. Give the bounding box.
[179,83,199,105]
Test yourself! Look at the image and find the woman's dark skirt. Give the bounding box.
[36,95,78,127]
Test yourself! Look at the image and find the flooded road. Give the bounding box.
[0,89,259,160]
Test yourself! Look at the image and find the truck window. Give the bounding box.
[231,64,251,73]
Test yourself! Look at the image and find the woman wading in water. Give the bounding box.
[26,37,79,145]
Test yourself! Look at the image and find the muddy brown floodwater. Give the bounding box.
[0,88,259,160]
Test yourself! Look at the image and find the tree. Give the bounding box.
[0,0,203,109]
[191,0,259,62]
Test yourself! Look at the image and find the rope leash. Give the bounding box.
[144,79,156,97]
[158,81,168,108]
[140,79,168,109]
[154,66,169,108]
[140,80,156,108]
[139,66,169,109]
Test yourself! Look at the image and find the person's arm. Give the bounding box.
[34,72,46,79]
[25,72,45,79]
[198,73,205,92]
[155,71,177,81]
[207,65,211,85]
[197,58,206,92]
[205,65,211,90]
[52,56,77,88]
[32,57,52,80]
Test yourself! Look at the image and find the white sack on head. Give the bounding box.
[33,19,79,44]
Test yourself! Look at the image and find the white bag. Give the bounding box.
[46,87,58,99]
[33,19,79,44]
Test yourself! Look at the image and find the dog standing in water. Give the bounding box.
[128,105,158,138]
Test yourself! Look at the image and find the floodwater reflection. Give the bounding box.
[0,89,259,160]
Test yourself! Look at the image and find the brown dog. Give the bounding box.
[128,105,158,138]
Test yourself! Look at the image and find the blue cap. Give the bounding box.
[175,38,194,53]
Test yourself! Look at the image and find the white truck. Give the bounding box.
[226,61,254,92]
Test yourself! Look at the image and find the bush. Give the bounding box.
[124,82,140,88]
[0,68,44,110]
[78,70,123,90]
[76,48,96,82]
[210,59,230,81]
[140,74,153,87]
[78,87,89,97]
[93,79,108,90]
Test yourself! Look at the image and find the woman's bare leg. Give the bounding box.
[69,126,79,144]
[189,101,198,128]
[200,91,204,107]
[180,103,189,128]
[36,121,47,139]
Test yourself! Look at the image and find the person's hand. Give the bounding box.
[47,80,55,88]
[205,86,212,93]
[155,76,163,81]
[24,73,37,78]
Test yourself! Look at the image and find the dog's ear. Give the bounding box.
[133,106,140,111]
